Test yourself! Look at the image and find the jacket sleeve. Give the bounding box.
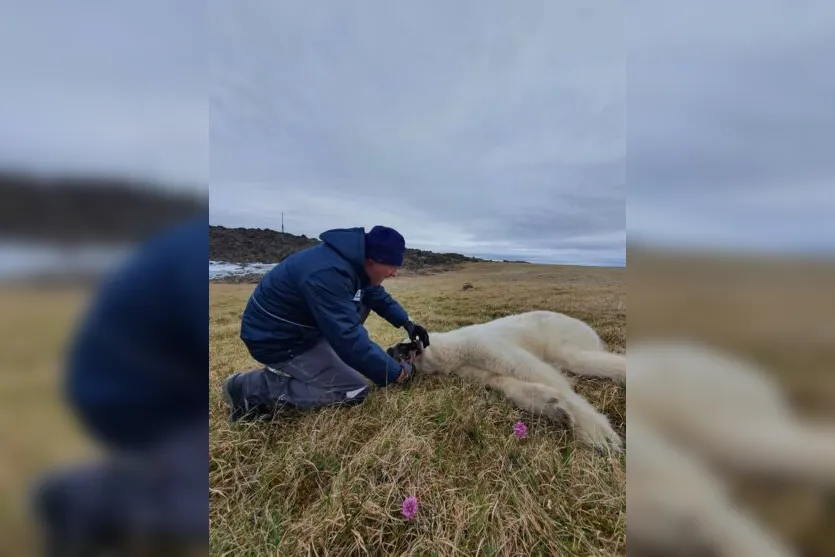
[301,269,403,387]
[362,285,410,328]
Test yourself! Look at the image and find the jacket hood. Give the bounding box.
[319,227,368,277]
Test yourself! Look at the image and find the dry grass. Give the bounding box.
[209,262,626,556]
[0,283,100,554]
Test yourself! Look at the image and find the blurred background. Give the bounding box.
[0,2,207,555]
[628,1,835,555]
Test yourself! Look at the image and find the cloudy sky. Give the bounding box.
[210,2,626,266]
[3,2,832,264]
[0,1,207,189]
[628,0,835,255]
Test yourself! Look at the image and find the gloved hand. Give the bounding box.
[404,320,430,347]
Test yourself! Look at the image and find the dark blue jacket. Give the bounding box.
[65,214,209,452]
[239,227,410,386]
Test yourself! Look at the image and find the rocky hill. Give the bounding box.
[0,169,206,244]
[210,225,489,280]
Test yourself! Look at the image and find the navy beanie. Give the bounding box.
[364,225,406,266]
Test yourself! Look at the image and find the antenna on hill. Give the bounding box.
[281,212,284,233]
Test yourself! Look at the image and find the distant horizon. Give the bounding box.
[208,257,624,272]
[209,220,626,268]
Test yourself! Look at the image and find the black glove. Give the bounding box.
[404,320,430,347]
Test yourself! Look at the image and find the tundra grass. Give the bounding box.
[209,261,626,556]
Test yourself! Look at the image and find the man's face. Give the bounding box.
[365,259,399,285]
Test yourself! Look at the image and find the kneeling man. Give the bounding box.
[223,225,430,421]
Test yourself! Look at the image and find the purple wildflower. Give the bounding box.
[513,421,528,439]
[401,495,419,520]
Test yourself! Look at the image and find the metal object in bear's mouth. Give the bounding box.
[386,339,423,361]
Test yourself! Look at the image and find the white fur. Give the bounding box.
[627,340,835,557]
[396,310,625,453]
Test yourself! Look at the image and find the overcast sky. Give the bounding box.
[3,2,831,263]
[628,0,835,255]
[0,1,206,189]
[210,2,625,266]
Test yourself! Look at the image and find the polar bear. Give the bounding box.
[628,340,835,485]
[626,340,835,557]
[387,310,625,453]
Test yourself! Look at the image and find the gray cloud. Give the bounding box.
[0,1,207,187]
[628,0,835,253]
[210,1,625,266]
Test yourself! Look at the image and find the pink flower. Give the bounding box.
[513,421,528,439]
[401,495,418,520]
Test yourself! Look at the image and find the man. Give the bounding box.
[31,214,209,556]
[223,225,430,421]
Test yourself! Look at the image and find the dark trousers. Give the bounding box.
[230,304,374,415]
[30,419,207,556]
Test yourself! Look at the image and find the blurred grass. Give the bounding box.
[209,261,626,556]
[0,283,101,554]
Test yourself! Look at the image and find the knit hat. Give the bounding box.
[364,225,406,267]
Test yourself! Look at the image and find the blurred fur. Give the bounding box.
[627,341,835,557]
